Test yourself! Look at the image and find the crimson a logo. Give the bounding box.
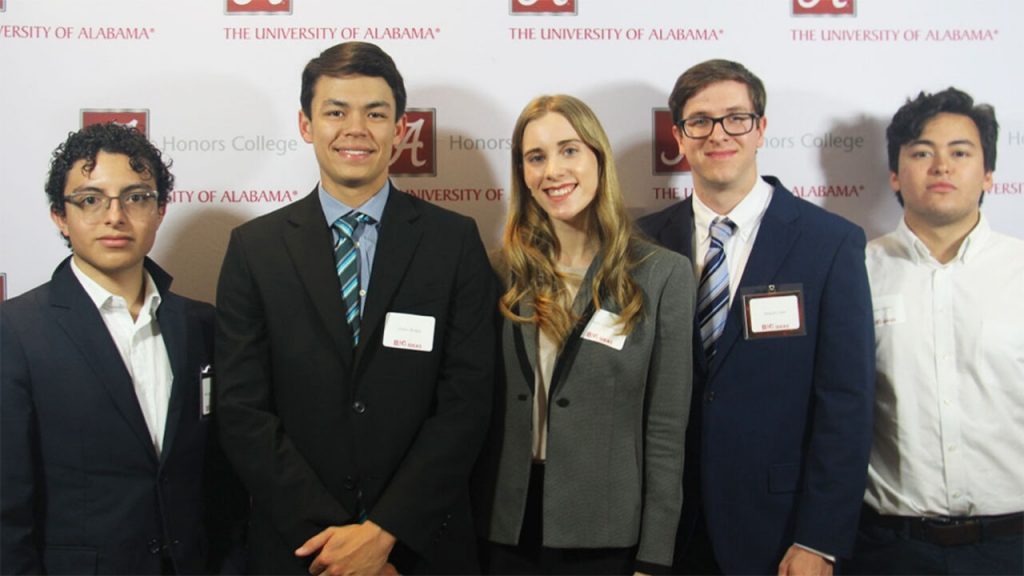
[511,0,577,15]
[81,109,150,138]
[391,109,436,176]
[792,0,855,16]
[652,109,690,174]
[226,0,292,15]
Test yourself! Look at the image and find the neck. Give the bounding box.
[74,255,147,318]
[322,175,386,209]
[904,211,980,264]
[695,173,757,215]
[552,218,598,269]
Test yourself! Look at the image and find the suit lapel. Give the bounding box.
[49,260,158,462]
[157,292,187,465]
[710,184,801,376]
[513,299,539,395]
[283,191,356,368]
[659,199,709,375]
[355,187,423,372]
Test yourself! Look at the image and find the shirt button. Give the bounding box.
[948,445,958,453]
[352,401,366,414]
[359,289,366,297]
[556,398,570,408]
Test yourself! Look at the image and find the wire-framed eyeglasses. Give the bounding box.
[63,190,159,223]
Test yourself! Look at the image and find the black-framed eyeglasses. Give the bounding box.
[677,113,760,139]
[63,190,159,223]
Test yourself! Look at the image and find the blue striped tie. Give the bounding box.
[697,217,736,360]
[333,212,373,346]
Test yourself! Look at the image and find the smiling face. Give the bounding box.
[520,112,600,232]
[299,74,407,206]
[51,151,164,289]
[892,112,992,233]
[673,80,766,203]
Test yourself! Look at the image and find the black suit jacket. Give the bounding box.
[638,177,874,572]
[215,185,496,574]
[1,257,246,575]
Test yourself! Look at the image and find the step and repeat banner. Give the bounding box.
[1,0,1021,302]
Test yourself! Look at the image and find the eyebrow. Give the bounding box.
[522,138,584,157]
[907,138,978,148]
[69,183,153,196]
[684,105,752,117]
[321,99,393,110]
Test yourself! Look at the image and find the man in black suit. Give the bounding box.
[1,123,245,574]
[215,41,496,575]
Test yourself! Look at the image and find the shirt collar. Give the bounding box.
[896,213,992,266]
[692,175,773,243]
[70,258,162,315]
[318,180,390,227]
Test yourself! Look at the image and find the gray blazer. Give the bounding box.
[482,241,695,568]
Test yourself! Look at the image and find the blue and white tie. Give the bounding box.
[697,217,736,360]
[333,212,373,346]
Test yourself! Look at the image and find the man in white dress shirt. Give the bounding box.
[850,87,1024,575]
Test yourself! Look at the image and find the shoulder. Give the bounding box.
[629,239,694,284]
[0,282,51,323]
[637,201,687,235]
[768,180,865,245]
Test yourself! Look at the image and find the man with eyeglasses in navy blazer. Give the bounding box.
[638,59,875,575]
[1,123,246,575]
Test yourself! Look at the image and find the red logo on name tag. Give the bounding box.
[652,109,690,174]
[792,0,855,16]
[226,0,292,14]
[81,109,150,138]
[390,109,436,176]
[511,0,577,15]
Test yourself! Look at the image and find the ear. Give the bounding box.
[982,170,994,192]
[888,171,901,193]
[50,208,70,239]
[755,115,767,148]
[299,109,314,144]
[392,113,408,147]
[671,124,685,156]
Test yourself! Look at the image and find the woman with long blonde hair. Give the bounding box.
[478,94,696,574]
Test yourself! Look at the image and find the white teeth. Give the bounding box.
[546,184,575,197]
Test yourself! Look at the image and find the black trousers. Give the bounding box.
[845,506,1024,575]
[484,463,636,575]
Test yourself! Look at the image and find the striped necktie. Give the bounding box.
[333,212,373,346]
[697,217,736,360]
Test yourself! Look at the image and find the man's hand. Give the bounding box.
[777,545,833,576]
[295,520,397,576]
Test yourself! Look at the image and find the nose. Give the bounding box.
[104,197,127,224]
[343,114,369,136]
[930,152,951,174]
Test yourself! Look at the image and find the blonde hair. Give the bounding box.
[499,94,644,347]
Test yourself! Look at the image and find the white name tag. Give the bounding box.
[382,312,435,352]
[872,294,906,327]
[200,365,213,417]
[748,294,802,334]
[581,309,627,350]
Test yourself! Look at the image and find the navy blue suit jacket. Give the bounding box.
[1,257,246,575]
[638,177,874,572]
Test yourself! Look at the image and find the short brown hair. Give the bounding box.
[668,59,766,124]
[300,41,406,120]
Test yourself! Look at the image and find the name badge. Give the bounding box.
[582,309,627,350]
[383,312,435,352]
[200,364,213,418]
[872,294,906,327]
[741,284,806,339]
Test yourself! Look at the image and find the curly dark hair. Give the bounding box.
[886,87,998,174]
[45,122,174,217]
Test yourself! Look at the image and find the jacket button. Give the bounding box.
[705,391,715,402]
[343,476,356,490]
[517,393,528,401]
[556,398,569,408]
[352,401,366,414]
[148,539,161,554]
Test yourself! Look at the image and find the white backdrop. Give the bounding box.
[2,0,1021,303]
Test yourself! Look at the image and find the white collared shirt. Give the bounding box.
[865,215,1024,516]
[691,176,774,303]
[71,259,174,456]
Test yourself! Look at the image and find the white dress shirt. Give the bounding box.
[691,176,773,304]
[71,259,174,456]
[865,215,1024,516]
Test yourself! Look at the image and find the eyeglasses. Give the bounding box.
[677,113,760,139]
[63,191,159,223]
